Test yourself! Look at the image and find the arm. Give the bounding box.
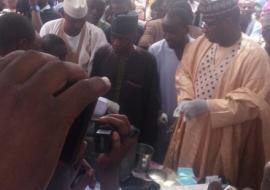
[90,46,108,77]
[40,22,50,37]
[31,11,43,32]
[141,54,160,146]
[88,28,108,74]
[97,114,138,190]
[0,51,110,190]
[208,50,270,128]
[175,44,196,102]
[28,0,43,32]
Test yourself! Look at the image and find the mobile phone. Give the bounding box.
[60,101,97,164]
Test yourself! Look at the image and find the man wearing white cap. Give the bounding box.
[165,0,270,189]
[40,0,108,74]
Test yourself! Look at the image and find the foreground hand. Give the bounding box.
[96,114,138,169]
[158,112,168,126]
[0,51,110,190]
[47,142,96,190]
[179,99,208,120]
[96,114,138,190]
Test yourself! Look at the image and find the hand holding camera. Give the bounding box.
[96,114,139,168]
[94,114,139,190]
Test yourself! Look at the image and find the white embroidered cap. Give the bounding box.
[63,0,88,19]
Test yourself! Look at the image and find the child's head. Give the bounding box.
[40,34,67,61]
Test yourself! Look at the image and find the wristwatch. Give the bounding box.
[30,4,40,12]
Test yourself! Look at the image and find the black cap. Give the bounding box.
[111,11,138,36]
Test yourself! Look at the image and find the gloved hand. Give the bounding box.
[174,100,190,118]
[158,112,168,126]
[179,99,209,120]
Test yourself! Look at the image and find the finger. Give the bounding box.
[96,132,124,170]
[72,160,96,190]
[0,50,25,73]
[73,141,88,170]
[2,51,58,84]
[23,61,87,96]
[57,77,111,122]
[112,132,121,151]
[81,160,96,189]
[98,115,131,135]
[72,171,95,190]
[106,114,130,124]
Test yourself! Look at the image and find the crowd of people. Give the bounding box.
[2,0,270,189]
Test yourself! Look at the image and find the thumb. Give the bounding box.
[112,132,121,151]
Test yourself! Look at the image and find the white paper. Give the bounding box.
[161,184,209,190]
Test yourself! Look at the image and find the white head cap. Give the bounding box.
[63,0,88,19]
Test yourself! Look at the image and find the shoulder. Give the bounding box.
[94,45,113,57]
[136,46,154,56]
[40,18,63,35]
[241,34,267,57]
[149,39,166,54]
[183,35,211,53]
[42,18,63,28]
[134,47,157,66]
[146,19,162,27]
[85,22,105,35]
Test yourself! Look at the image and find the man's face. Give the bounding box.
[202,16,227,44]
[162,15,188,49]
[111,34,133,55]
[87,0,105,24]
[64,13,86,36]
[110,2,130,15]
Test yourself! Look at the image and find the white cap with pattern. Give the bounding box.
[63,0,88,19]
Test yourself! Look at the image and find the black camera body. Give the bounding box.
[94,123,117,154]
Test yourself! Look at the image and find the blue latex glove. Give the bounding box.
[179,99,208,120]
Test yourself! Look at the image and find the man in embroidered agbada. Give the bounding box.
[164,0,270,189]
[39,0,107,74]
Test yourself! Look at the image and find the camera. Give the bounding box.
[93,122,117,154]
